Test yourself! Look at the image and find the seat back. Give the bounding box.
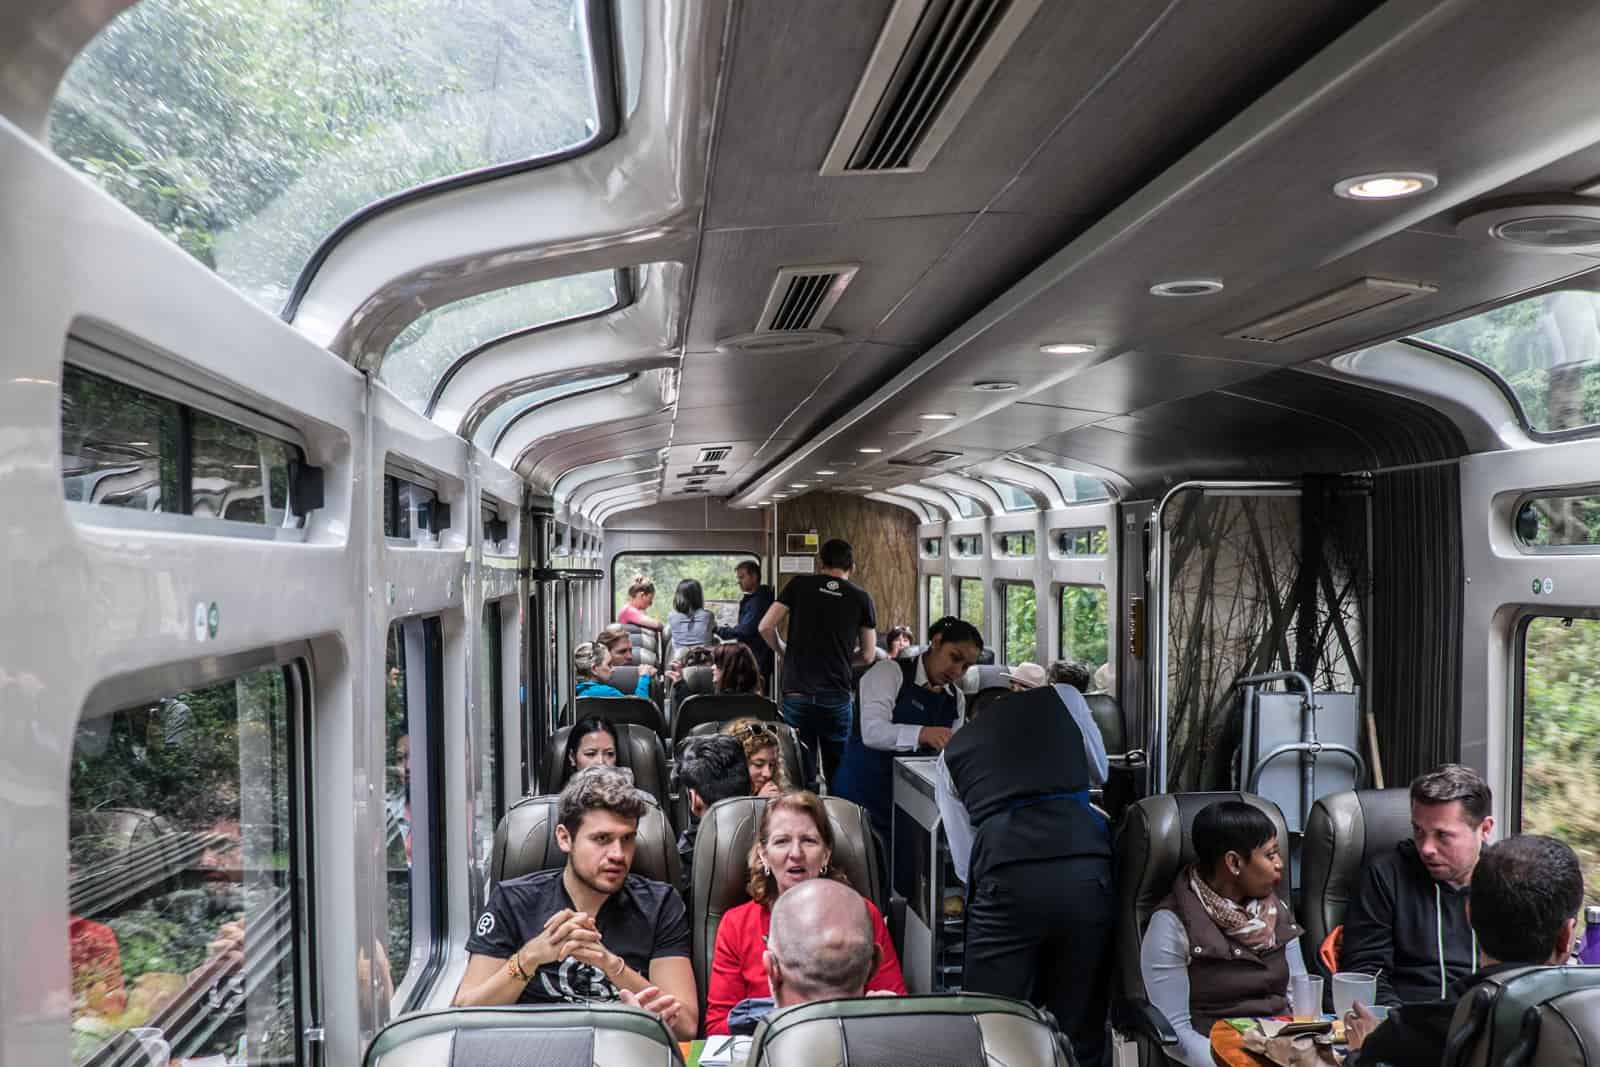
[489,792,680,889]
[1113,792,1289,1009]
[673,692,780,748]
[747,994,1071,1067]
[606,667,665,710]
[1445,966,1600,1067]
[965,687,1010,721]
[962,664,1009,693]
[363,1005,684,1067]
[690,795,886,1013]
[1083,694,1126,755]
[1300,788,1411,977]
[681,665,715,698]
[540,722,670,806]
[573,694,666,738]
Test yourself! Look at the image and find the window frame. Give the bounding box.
[483,368,638,455]
[1051,525,1110,560]
[950,533,983,559]
[994,530,1036,559]
[609,549,761,623]
[278,0,624,322]
[1510,486,1600,555]
[1405,328,1600,444]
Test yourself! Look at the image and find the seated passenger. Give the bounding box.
[883,625,914,659]
[722,717,790,797]
[573,641,654,700]
[668,645,715,705]
[1047,659,1092,694]
[618,576,665,632]
[704,792,906,1034]
[1004,661,1047,692]
[1340,764,1494,1006]
[596,624,635,667]
[668,579,717,651]
[1139,800,1306,1067]
[1345,834,1584,1067]
[712,641,763,696]
[564,716,619,774]
[758,878,882,1025]
[672,735,752,892]
[455,766,697,1038]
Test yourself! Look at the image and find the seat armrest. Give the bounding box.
[887,892,907,958]
[1113,997,1179,1046]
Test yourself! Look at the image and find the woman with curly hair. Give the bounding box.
[721,716,788,797]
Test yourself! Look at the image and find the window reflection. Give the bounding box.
[61,365,181,512]
[191,410,266,523]
[67,666,299,1065]
[475,604,504,903]
[1515,493,1600,549]
[385,624,413,993]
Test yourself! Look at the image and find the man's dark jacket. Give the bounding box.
[1341,839,1477,1005]
[718,583,775,678]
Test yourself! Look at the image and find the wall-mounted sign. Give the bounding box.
[779,555,816,575]
[786,532,819,555]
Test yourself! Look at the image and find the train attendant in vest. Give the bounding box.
[1139,800,1306,1067]
[834,616,983,844]
[934,683,1115,1067]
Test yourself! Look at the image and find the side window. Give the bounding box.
[68,663,306,1065]
[383,474,441,543]
[611,552,759,630]
[475,602,505,901]
[386,618,443,1007]
[1058,586,1110,675]
[1520,616,1600,903]
[927,574,944,627]
[1003,584,1037,665]
[957,577,984,632]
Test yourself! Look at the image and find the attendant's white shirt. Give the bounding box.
[856,655,965,752]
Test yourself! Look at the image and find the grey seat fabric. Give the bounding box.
[572,694,667,738]
[604,666,666,713]
[1113,792,1288,1065]
[490,792,681,889]
[747,994,1073,1067]
[690,795,886,1019]
[673,692,780,748]
[1300,788,1410,977]
[1443,965,1600,1067]
[962,664,1010,693]
[680,665,715,698]
[1083,694,1126,755]
[363,1005,684,1067]
[540,722,670,807]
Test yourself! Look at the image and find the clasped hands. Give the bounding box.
[514,909,683,1029]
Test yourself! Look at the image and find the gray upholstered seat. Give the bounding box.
[1443,965,1600,1067]
[690,795,885,1019]
[363,1005,684,1067]
[1083,693,1126,755]
[1300,788,1411,978]
[490,791,681,889]
[1113,792,1289,1065]
[540,722,670,806]
[673,692,780,748]
[746,994,1072,1067]
[962,664,1010,693]
[571,694,666,738]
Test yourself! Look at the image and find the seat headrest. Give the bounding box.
[962,664,1011,693]
[1083,693,1125,754]
[673,692,780,747]
[690,795,885,1010]
[682,665,715,696]
[747,994,1069,1067]
[539,722,670,807]
[364,1005,682,1067]
[1113,792,1287,1004]
[1300,788,1411,968]
[1444,965,1600,1067]
[490,792,680,888]
[574,695,666,738]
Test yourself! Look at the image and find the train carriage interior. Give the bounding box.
[10,0,1600,1063]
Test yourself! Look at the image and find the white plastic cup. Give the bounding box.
[1332,972,1378,1019]
[1290,973,1324,1019]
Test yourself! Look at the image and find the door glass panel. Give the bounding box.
[611,553,758,629]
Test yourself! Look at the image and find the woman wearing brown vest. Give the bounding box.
[1139,801,1307,1066]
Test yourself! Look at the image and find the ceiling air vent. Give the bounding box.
[696,446,732,464]
[821,0,1045,175]
[1226,278,1438,344]
[889,448,964,467]
[758,265,859,332]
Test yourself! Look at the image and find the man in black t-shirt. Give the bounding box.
[453,767,697,1038]
[758,538,876,789]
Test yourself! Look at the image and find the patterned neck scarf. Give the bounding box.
[1189,865,1279,953]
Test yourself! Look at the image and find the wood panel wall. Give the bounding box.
[774,493,920,634]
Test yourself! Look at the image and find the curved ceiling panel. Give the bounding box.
[891,484,962,522]
[553,452,664,509]
[965,459,1060,509]
[568,470,664,516]
[523,417,673,491]
[494,372,666,471]
[923,473,1003,516]
[866,491,935,522]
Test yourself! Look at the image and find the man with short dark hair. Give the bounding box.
[597,624,634,667]
[1341,763,1495,1006]
[1344,835,1584,1067]
[717,559,775,683]
[454,767,698,1038]
[759,538,876,790]
[1046,659,1092,693]
[672,735,752,892]
[763,878,880,1010]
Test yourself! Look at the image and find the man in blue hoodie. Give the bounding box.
[1340,764,1494,1005]
[716,559,774,683]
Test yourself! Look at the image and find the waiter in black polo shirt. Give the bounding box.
[758,538,876,791]
[454,766,697,1039]
[935,686,1115,1067]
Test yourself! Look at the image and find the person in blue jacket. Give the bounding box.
[574,641,655,699]
[716,559,775,682]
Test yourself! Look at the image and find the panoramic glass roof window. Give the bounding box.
[1415,290,1600,434]
[379,270,618,411]
[984,480,1035,511]
[51,0,603,313]
[1029,462,1110,503]
[473,372,630,452]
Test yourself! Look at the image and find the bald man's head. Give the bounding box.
[763,878,878,1009]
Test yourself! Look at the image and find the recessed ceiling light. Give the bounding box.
[920,411,958,420]
[888,429,920,436]
[971,380,1018,392]
[858,447,883,454]
[1150,279,1224,297]
[816,469,837,476]
[231,464,259,470]
[1332,171,1438,200]
[852,484,873,490]
[758,499,771,505]
[1039,342,1096,355]
[789,483,809,489]
[128,441,151,447]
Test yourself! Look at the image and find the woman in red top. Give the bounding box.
[704,792,906,1033]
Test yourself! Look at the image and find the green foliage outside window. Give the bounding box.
[1003,584,1036,665]
[1522,616,1600,906]
[1059,586,1109,670]
[927,575,944,625]
[957,578,984,632]
[613,553,758,627]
